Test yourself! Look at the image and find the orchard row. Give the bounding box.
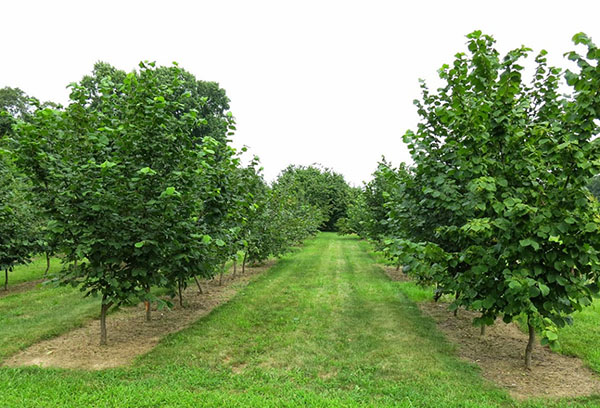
[0,62,351,344]
[340,31,600,368]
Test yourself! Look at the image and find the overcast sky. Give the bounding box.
[2,0,599,185]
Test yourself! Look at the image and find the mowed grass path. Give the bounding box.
[1,233,598,407]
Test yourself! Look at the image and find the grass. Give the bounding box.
[0,234,598,406]
[557,301,600,373]
[3,255,64,288]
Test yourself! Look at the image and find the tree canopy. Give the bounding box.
[274,164,351,231]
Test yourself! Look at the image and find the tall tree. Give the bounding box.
[14,61,234,344]
[394,31,600,368]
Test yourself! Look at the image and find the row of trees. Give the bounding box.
[1,62,324,344]
[344,32,600,368]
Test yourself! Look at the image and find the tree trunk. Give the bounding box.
[433,284,444,302]
[480,325,486,336]
[525,321,535,369]
[44,252,51,277]
[233,259,237,278]
[219,263,225,286]
[144,301,151,322]
[242,252,247,274]
[453,292,459,316]
[194,276,203,294]
[100,300,112,346]
[395,261,401,272]
[178,280,183,307]
[4,269,7,291]
[144,286,151,322]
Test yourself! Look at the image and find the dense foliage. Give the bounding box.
[0,87,44,288]
[0,152,39,290]
[274,164,351,231]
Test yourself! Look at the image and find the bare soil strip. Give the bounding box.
[379,265,412,282]
[420,301,600,400]
[4,261,275,370]
[0,279,46,298]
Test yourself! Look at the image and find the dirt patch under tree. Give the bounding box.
[379,264,412,282]
[0,279,46,299]
[3,261,275,370]
[420,301,600,400]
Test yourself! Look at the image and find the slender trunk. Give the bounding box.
[233,259,237,278]
[433,284,446,303]
[194,276,203,294]
[525,321,535,369]
[219,263,225,286]
[144,286,151,322]
[178,280,183,307]
[242,252,247,274]
[395,261,401,272]
[4,269,7,291]
[100,299,113,346]
[480,325,486,336]
[453,292,459,317]
[144,301,151,321]
[44,252,51,277]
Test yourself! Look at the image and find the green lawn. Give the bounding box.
[0,233,599,407]
[557,301,600,373]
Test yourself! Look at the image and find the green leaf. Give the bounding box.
[492,202,504,214]
[519,238,540,250]
[508,281,521,290]
[100,160,116,169]
[496,178,508,187]
[138,167,156,175]
[162,187,177,196]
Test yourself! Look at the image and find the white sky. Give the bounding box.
[2,0,599,185]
